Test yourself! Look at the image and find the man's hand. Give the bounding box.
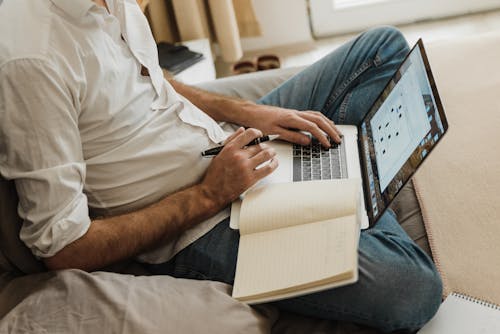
[200,127,279,207]
[239,103,342,148]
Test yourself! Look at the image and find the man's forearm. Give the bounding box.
[169,79,255,125]
[44,183,223,272]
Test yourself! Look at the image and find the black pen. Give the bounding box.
[201,135,280,157]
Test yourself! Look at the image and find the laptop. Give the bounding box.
[231,39,448,229]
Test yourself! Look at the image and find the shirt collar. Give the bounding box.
[50,0,95,19]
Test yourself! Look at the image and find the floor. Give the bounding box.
[215,9,500,78]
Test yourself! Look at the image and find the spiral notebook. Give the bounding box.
[418,292,500,333]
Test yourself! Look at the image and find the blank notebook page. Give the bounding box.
[239,179,359,235]
[232,215,357,301]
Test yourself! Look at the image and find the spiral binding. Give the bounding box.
[452,292,500,311]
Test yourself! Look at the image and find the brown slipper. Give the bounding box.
[255,54,281,71]
[231,60,257,75]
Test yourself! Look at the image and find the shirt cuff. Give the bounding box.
[20,192,91,258]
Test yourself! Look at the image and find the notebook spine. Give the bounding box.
[453,292,500,311]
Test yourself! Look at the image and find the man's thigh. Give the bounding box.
[257,26,409,126]
[147,218,239,284]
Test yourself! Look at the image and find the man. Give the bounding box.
[0,0,442,332]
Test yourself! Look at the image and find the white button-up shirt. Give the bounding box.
[0,0,234,263]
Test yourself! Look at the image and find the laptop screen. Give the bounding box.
[359,40,448,225]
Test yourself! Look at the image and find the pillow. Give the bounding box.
[0,176,44,274]
[0,269,275,333]
[0,251,13,273]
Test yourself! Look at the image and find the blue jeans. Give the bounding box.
[148,27,442,333]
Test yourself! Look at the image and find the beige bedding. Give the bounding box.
[0,270,274,333]
[414,32,500,303]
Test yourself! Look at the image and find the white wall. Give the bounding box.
[240,0,312,51]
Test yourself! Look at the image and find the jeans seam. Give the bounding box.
[321,59,373,119]
[337,91,352,123]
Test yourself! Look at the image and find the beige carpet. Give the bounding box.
[413,32,500,305]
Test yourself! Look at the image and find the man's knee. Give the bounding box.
[369,256,443,332]
[363,26,406,46]
[361,26,409,66]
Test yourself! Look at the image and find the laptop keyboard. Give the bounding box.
[293,138,348,182]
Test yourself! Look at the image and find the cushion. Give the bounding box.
[0,269,275,333]
[0,176,44,274]
[0,252,13,273]
[196,67,305,101]
[390,180,431,256]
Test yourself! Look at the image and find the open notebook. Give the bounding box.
[232,179,362,304]
[418,292,500,333]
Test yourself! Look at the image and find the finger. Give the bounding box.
[254,158,279,179]
[302,111,342,139]
[300,111,342,143]
[229,128,263,149]
[223,127,245,144]
[242,143,268,158]
[285,116,331,148]
[249,147,276,169]
[274,128,311,146]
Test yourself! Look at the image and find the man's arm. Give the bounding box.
[45,183,218,271]
[169,79,343,148]
[45,128,277,271]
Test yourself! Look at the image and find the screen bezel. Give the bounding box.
[357,39,449,227]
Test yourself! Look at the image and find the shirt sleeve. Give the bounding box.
[0,58,91,258]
